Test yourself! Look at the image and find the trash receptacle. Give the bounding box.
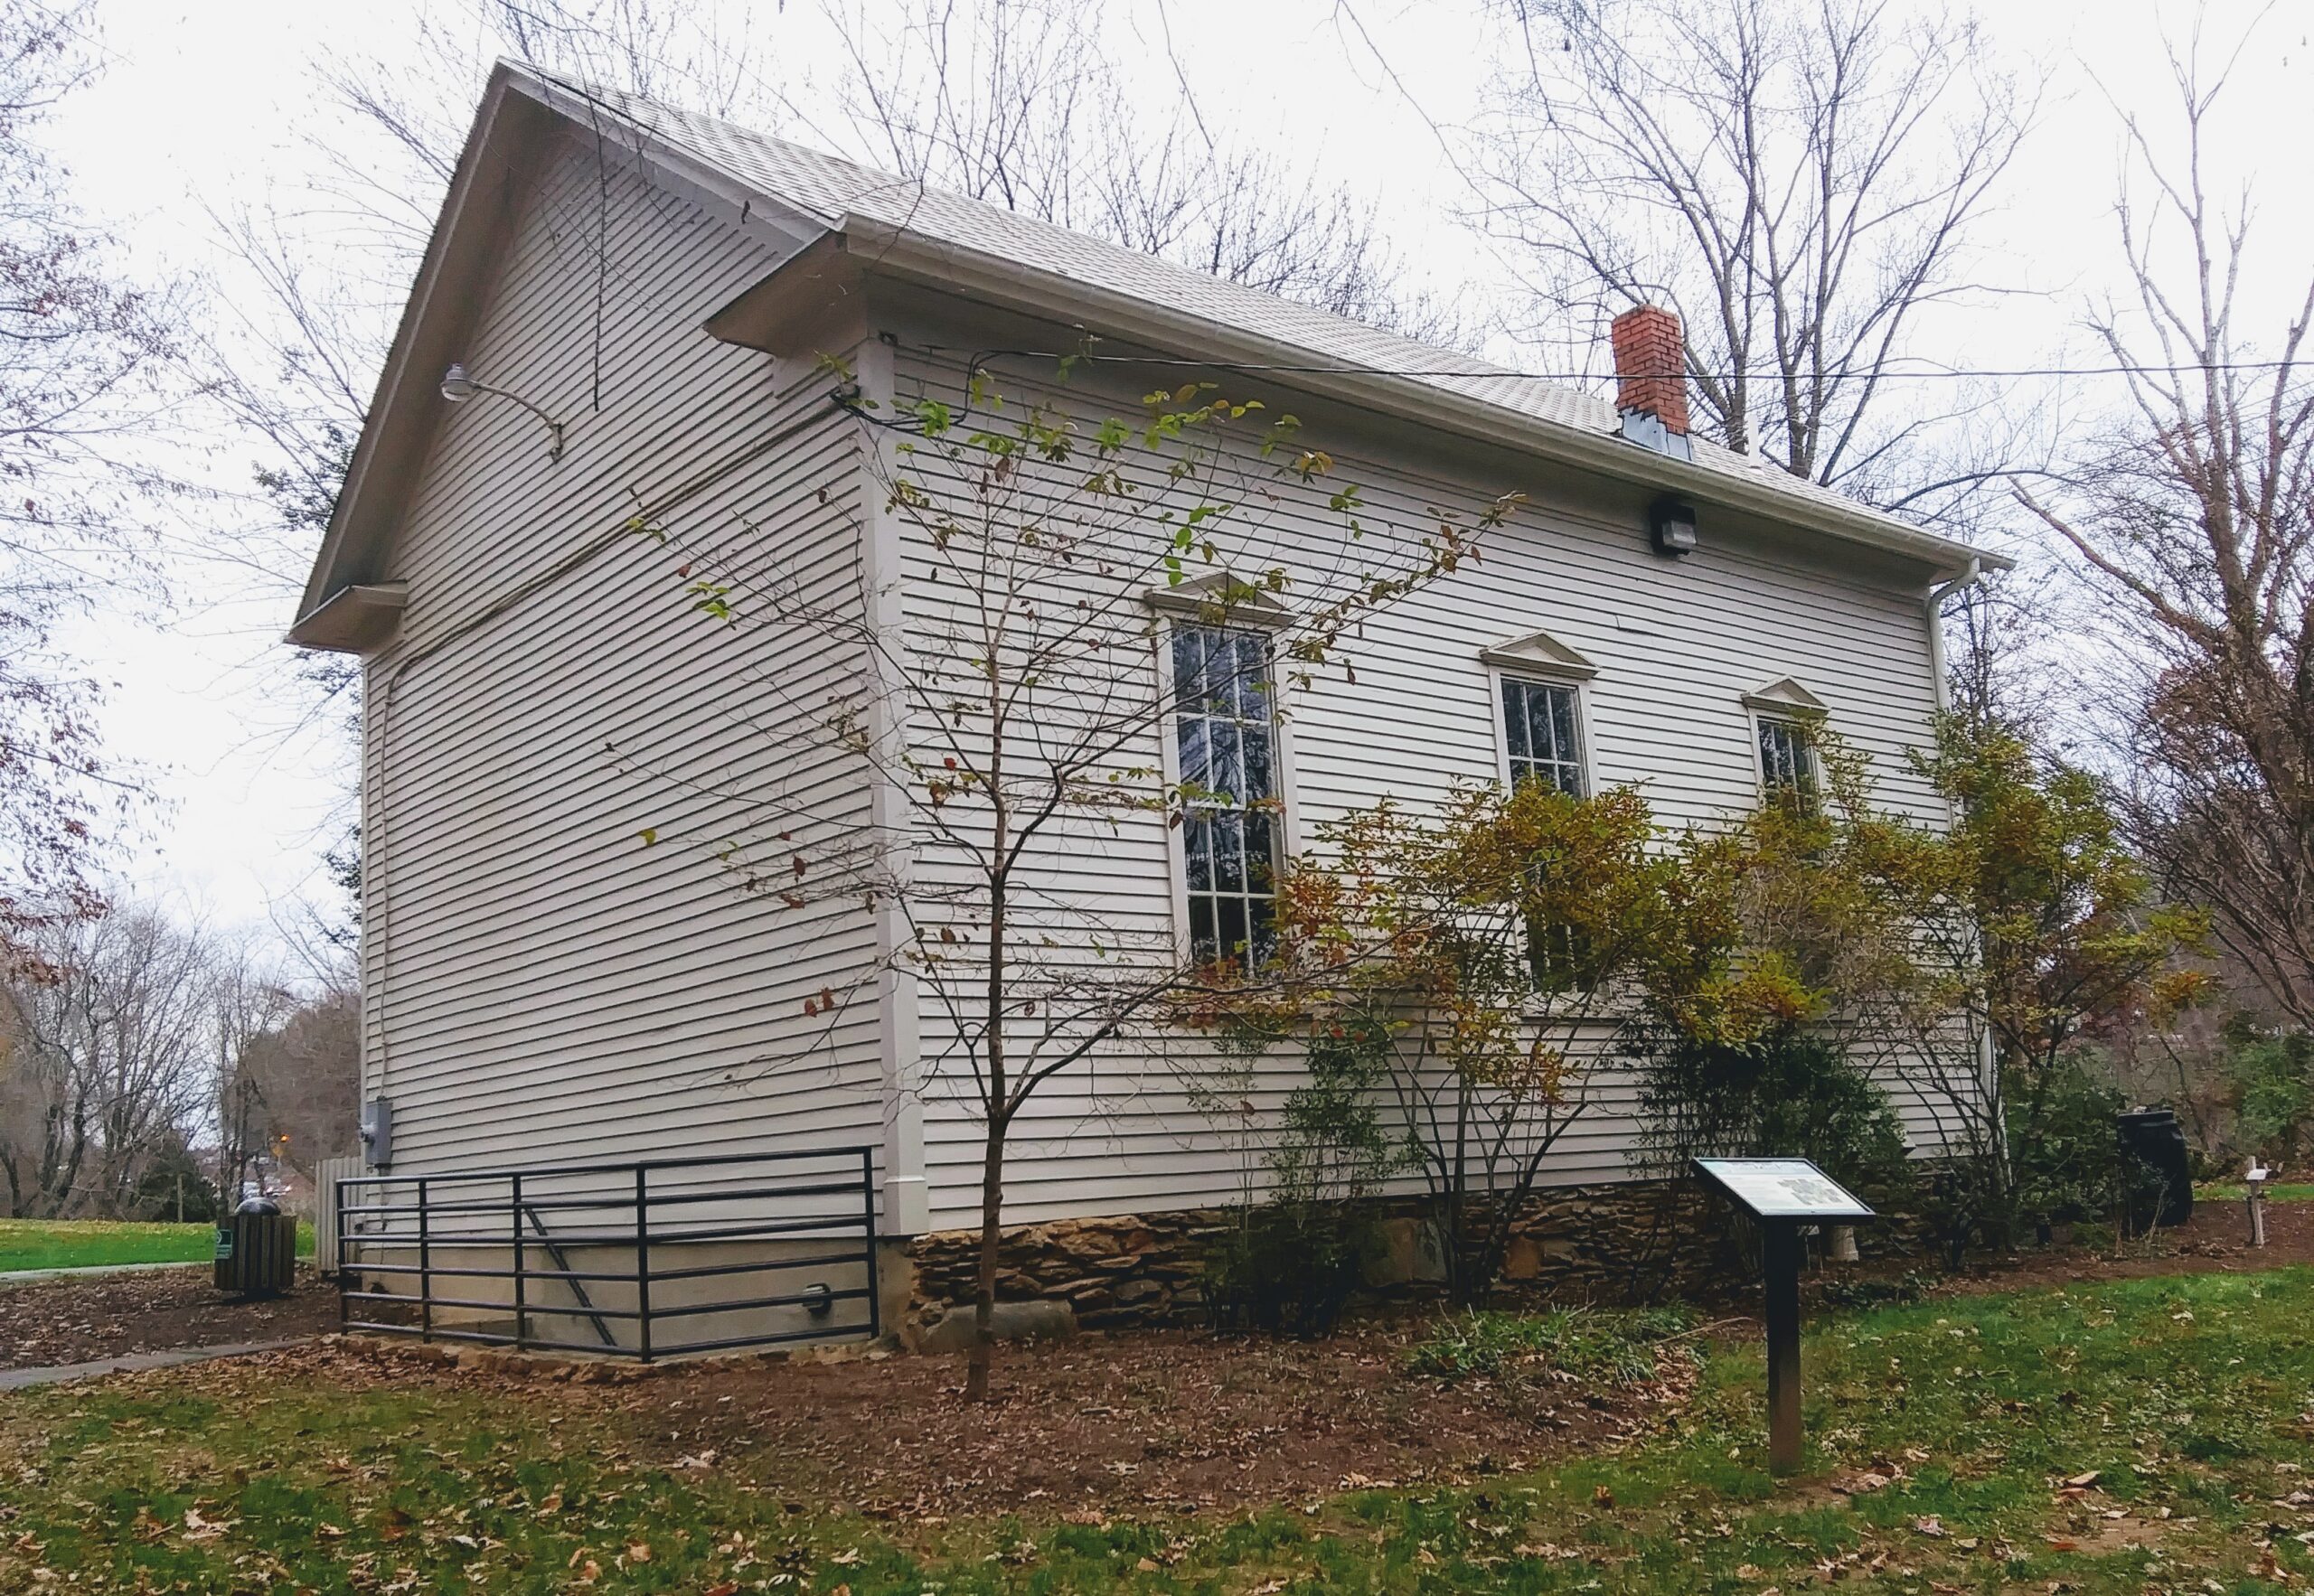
[214,1197,298,1297]
[2117,1108,2194,1233]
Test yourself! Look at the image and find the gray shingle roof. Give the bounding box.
[516,66,1960,546]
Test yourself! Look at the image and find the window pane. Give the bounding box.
[1188,897,1217,962]
[1550,691,1579,780]
[1233,633,1269,719]
[1502,681,1532,763]
[1177,716,1209,790]
[1503,679,1583,796]
[1184,814,1213,891]
[1527,684,1558,766]
[1171,627,1204,705]
[1241,721,1273,802]
[1215,897,1249,961]
[1250,900,1279,962]
[1759,718,1813,801]
[1211,812,1246,892]
[1243,813,1276,894]
[1209,720,1243,800]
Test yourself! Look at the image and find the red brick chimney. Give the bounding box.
[1611,305,1688,436]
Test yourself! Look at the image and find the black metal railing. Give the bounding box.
[334,1147,880,1360]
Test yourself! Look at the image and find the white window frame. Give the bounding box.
[1478,630,1603,1005]
[1480,628,1600,799]
[1148,606,1301,966]
[1742,678,1830,804]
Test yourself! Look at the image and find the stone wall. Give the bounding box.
[897,1179,1884,1334]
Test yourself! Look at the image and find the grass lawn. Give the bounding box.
[2203,1182,2314,1204]
[0,1218,315,1272]
[7,1266,2314,1591]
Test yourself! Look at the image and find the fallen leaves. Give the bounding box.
[180,1507,232,1543]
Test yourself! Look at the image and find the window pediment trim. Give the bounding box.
[1742,676,1829,717]
[1480,626,1597,681]
[1143,571,1294,628]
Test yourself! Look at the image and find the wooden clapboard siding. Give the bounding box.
[885,351,1954,1230]
[352,122,1973,1241]
[358,133,887,1179]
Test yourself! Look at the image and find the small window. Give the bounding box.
[1500,678,1586,798]
[1757,716,1815,804]
[1171,625,1280,965]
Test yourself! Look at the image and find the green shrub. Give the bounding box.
[1638,1028,1914,1205]
[2226,1028,2314,1168]
[2010,1061,2161,1231]
[1202,1201,1376,1338]
[1203,1028,1397,1338]
[1405,1305,1699,1386]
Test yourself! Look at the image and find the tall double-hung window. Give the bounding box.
[1171,625,1280,965]
[1487,631,1599,993]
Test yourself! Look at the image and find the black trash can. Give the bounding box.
[2117,1108,2194,1233]
[214,1197,298,1298]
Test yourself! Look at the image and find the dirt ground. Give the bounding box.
[0,1263,341,1368]
[338,1313,1696,1521]
[1914,1188,2314,1297]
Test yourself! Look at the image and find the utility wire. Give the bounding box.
[921,343,2307,384]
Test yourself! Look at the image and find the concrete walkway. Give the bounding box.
[0,1259,211,1286]
[0,1338,308,1393]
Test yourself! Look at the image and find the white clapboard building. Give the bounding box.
[292,63,2001,1347]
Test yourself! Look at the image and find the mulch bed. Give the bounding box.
[0,1263,342,1369]
[8,1190,2305,1525]
[330,1315,1693,1521]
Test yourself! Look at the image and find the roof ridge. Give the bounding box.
[504,59,1532,380]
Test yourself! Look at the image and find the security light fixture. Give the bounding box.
[438,361,565,462]
[1649,495,1698,558]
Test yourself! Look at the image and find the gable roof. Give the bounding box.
[294,61,2006,635]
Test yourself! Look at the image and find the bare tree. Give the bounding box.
[2015,23,2314,1032]
[827,0,1461,339]
[1476,0,2033,504]
[640,361,1517,1397]
[218,983,359,1197]
[0,909,220,1216]
[0,0,194,970]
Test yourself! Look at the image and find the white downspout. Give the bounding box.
[1923,557,2001,1211]
[1924,557,1983,717]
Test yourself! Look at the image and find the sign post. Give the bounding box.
[1693,1158,1877,1477]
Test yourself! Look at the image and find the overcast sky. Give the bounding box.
[37,0,2313,955]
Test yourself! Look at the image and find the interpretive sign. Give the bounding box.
[1694,1158,1877,1223]
[1693,1157,1877,1475]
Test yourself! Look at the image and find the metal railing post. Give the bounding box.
[335,1175,349,1333]
[511,1173,526,1351]
[417,1177,433,1343]
[634,1166,653,1363]
[861,1148,881,1338]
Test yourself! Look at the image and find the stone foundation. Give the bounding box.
[899,1179,1903,1332]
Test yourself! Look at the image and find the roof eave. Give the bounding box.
[841,219,2011,582]
[285,582,409,653]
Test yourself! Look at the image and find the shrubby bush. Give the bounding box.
[2225,1027,2314,1169]
[1201,1028,1395,1338]
[2008,1063,2159,1234]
